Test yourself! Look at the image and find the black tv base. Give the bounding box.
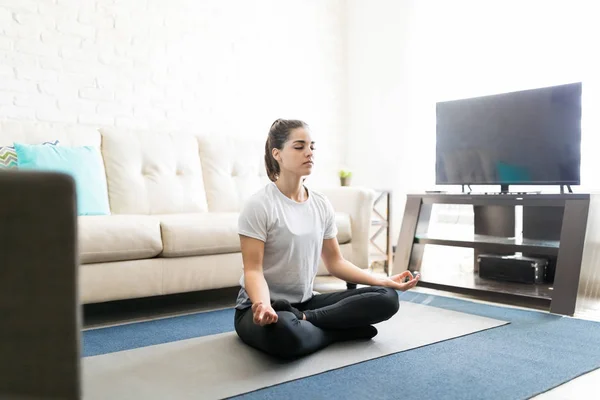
[480,191,542,196]
[560,185,573,194]
[459,184,574,195]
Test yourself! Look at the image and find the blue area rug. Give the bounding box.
[83,308,235,357]
[83,291,600,400]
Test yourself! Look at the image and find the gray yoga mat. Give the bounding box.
[82,301,508,400]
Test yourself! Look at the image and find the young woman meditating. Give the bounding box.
[234,119,419,359]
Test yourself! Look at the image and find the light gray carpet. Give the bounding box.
[82,301,507,400]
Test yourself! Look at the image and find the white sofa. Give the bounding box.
[0,121,376,304]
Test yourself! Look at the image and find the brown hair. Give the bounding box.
[264,119,308,182]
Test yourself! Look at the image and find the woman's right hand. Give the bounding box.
[252,301,278,326]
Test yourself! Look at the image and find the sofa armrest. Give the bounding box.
[319,186,377,268]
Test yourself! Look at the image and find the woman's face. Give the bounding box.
[273,127,315,178]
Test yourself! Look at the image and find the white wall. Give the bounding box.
[346,0,416,242]
[0,0,346,187]
[346,0,600,240]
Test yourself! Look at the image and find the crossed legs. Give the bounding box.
[234,286,399,359]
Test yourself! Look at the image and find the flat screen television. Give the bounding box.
[435,82,582,190]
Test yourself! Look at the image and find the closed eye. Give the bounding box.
[292,140,316,151]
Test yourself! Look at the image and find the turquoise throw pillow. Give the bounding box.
[0,140,60,169]
[14,143,111,216]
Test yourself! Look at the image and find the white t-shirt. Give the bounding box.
[235,182,338,309]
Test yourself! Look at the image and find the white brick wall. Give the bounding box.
[0,0,347,186]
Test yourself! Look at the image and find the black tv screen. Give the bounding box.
[435,82,582,187]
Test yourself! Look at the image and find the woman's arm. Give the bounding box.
[321,238,419,291]
[240,235,272,306]
[240,235,278,325]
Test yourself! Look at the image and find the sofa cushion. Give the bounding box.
[100,128,209,214]
[158,211,352,258]
[158,213,240,257]
[79,215,163,264]
[197,136,270,212]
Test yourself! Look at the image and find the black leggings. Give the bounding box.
[234,286,399,359]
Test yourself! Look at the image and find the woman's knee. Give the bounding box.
[265,311,304,359]
[235,310,302,359]
[375,286,400,319]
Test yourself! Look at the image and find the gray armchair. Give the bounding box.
[0,171,81,400]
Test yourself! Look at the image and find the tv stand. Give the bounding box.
[393,192,595,316]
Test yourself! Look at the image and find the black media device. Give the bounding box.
[435,82,582,193]
[477,254,548,284]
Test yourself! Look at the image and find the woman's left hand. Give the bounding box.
[383,270,420,291]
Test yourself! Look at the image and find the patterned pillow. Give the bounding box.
[0,140,60,169]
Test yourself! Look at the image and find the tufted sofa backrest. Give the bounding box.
[100,128,269,214]
[1,121,270,215]
[100,127,209,214]
[197,135,270,212]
